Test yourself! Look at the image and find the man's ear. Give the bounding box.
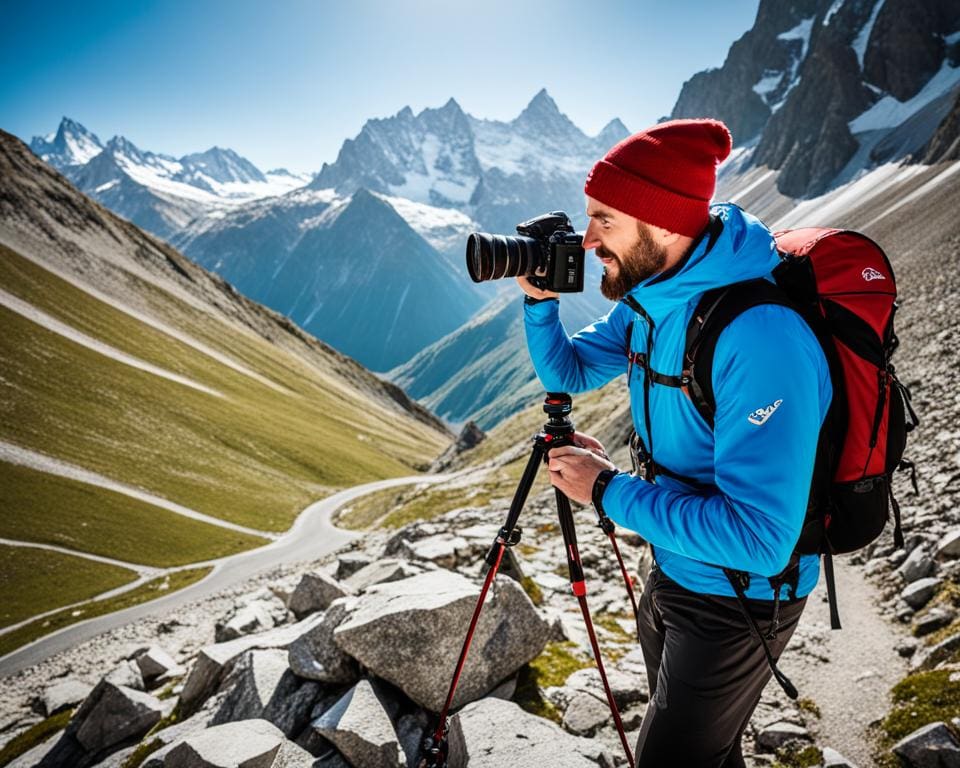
[649,223,682,248]
[660,231,683,247]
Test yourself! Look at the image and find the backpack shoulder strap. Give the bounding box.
[685,278,792,429]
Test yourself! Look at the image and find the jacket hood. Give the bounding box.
[623,203,778,325]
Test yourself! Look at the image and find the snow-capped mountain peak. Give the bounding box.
[178,147,267,188]
[512,88,582,140]
[29,116,104,168]
[28,119,311,240]
[596,118,631,148]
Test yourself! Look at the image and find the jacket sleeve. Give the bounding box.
[522,298,629,394]
[600,304,832,576]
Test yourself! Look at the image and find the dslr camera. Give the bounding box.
[465,211,584,293]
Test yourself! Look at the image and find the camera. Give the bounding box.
[465,211,585,293]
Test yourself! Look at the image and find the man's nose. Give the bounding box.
[582,221,600,250]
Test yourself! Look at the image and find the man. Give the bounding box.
[517,119,832,766]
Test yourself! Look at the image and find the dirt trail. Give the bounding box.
[785,559,909,766]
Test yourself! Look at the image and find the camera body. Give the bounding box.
[516,212,585,293]
[465,211,585,293]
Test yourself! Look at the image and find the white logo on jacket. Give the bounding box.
[748,399,783,426]
[861,267,886,282]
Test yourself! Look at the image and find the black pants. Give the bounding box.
[634,567,806,767]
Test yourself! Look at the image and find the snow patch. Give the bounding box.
[771,162,927,229]
[823,0,845,26]
[376,193,478,255]
[864,160,960,228]
[849,62,960,133]
[94,179,119,193]
[945,30,960,45]
[778,16,815,60]
[853,0,885,69]
[727,170,776,205]
[753,71,785,99]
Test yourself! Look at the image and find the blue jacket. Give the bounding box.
[523,204,832,600]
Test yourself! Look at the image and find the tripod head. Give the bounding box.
[541,392,575,447]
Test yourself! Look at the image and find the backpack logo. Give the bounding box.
[748,399,783,426]
[861,267,886,282]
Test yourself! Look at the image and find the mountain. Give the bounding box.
[0,126,451,640]
[389,266,611,430]
[673,0,960,197]
[29,117,104,169]
[28,118,311,240]
[259,188,486,371]
[175,186,488,372]
[312,89,629,235]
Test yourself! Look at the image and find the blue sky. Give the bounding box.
[1,0,761,173]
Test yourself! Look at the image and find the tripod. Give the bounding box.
[420,393,638,768]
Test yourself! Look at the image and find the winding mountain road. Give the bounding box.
[0,473,450,677]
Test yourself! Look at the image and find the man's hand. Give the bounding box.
[517,276,559,300]
[547,445,616,504]
[572,432,609,460]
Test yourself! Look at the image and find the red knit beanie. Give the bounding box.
[584,118,733,237]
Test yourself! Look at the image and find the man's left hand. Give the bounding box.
[547,446,616,505]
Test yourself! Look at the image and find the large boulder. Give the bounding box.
[288,598,359,684]
[38,680,165,767]
[892,721,960,768]
[180,613,324,713]
[209,649,320,738]
[447,697,610,767]
[334,570,549,711]
[310,679,406,767]
[163,719,313,768]
[73,682,164,754]
[288,571,355,619]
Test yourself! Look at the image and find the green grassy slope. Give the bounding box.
[0,545,138,628]
[0,244,446,532]
[0,463,268,567]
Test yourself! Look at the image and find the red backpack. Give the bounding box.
[682,227,921,627]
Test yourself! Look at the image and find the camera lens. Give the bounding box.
[465,233,541,282]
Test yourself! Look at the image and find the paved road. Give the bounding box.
[0,474,447,677]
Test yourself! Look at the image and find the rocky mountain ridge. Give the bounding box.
[313,89,628,236]
[672,0,960,197]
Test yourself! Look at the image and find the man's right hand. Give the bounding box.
[517,276,559,301]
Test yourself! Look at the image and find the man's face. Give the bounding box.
[583,199,669,301]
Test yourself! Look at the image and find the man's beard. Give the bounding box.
[599,223,669,301]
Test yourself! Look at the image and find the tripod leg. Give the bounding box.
[554,490,635,766]
[424,439,549,767]
[555,488,586,593]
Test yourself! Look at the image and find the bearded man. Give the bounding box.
[517,119,833,767]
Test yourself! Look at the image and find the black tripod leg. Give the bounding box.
[555,488,586,592]
[485,441,548,565]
